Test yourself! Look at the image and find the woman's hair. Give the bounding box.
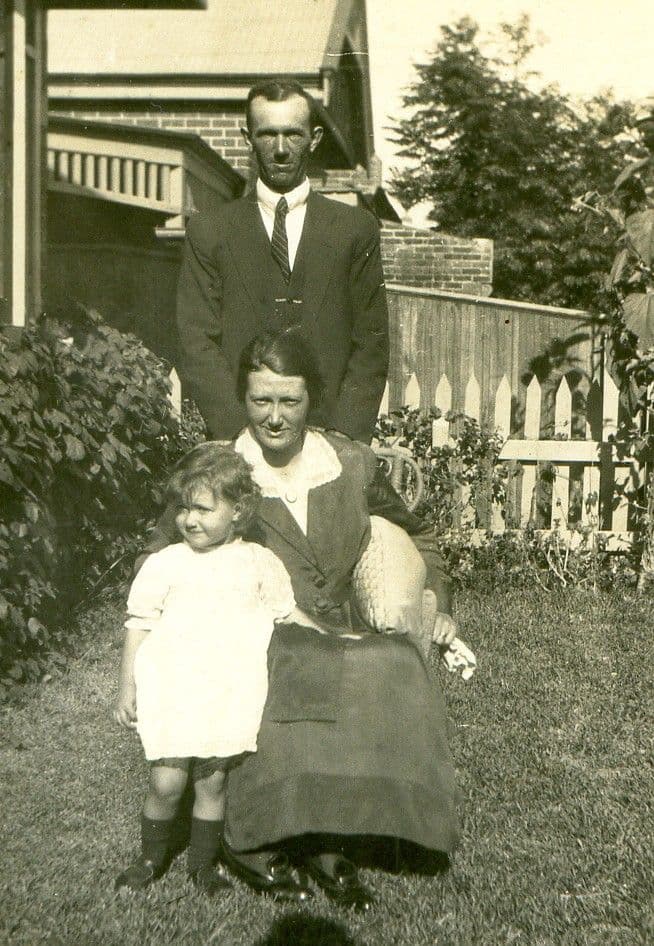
[236,326,325,407]
[166,443,260,536]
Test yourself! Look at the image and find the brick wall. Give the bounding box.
[381,224,493,295]
[50,103,253,174]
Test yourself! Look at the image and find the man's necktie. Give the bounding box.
[271,196,291,283]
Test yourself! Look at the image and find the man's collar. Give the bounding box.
[256,177,311,214]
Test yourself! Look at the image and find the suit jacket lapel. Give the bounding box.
[257,495,317,565]
[226,195,277,310]
[292,193,337,319]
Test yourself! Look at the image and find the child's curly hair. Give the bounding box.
[167,443,260,536]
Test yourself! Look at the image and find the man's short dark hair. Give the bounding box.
[237,326,325,408]
[245,78,320,131]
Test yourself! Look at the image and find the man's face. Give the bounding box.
[242,94,323,193]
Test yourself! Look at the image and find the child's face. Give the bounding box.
[175,487,237,551]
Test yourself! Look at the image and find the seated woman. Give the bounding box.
[141,327,461,911]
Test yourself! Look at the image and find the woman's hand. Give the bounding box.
[113,683,138,729]
[381,602,421,637]
[433,612,457,648]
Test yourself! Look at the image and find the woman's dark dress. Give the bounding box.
[223,432,461,854]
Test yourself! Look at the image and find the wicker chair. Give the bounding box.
[373,446,425,512]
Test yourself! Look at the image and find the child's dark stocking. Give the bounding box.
[188,817,224,871]
[141,814,175,867]
[115,815,175,891]
[188,818,231,894]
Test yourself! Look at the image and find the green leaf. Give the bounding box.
[24,501,39,524]
[623,294,654,347]
[625,210,654,264]
[100,441,117,464]
[613,156,652,190]
[27,617,45,638]
[64,434,85,461]
[0,460,14,486]
[608,248,631,288]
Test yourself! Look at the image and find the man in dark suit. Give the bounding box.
[176,78,389,444]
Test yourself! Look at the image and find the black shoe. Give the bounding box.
[115,856,165,891]
[189,863,232,896]
[220,840,312,903]
[304,855,376,913]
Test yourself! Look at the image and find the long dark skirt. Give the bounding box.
[224,623,461,854]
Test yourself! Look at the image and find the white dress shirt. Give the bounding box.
[256,177,310,271]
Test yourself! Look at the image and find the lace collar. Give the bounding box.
[234,428,341,498]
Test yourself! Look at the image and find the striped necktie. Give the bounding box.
[270,196,291,283]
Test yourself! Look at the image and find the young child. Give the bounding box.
[113,444,296,895]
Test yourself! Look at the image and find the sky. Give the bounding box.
[367,0,654,181]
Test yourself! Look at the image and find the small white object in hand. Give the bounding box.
[440,637,477,680]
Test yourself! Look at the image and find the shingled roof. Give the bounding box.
[48,0,353,76]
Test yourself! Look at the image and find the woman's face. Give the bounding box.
[245,366,310,460]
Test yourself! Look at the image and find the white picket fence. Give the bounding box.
[380,357,640,548]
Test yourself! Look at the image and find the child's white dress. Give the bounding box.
[125,539,295,761]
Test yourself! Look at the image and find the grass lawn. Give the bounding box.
[0,583,652,946]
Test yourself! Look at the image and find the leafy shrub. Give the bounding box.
[0,309,203,694]
[375,406,509,528]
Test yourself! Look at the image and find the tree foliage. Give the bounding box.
[390,16,644,309]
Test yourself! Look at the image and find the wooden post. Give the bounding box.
[1,0,46,325]
[0,2,8,320]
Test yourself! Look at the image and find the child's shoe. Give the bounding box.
[115,856,165,891]
[189,863,232,896]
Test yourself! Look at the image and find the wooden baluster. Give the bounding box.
[147,163,158,202]
[160,165,171,205]
[97,155,108,191]
[56,151,69,182]
[83,153,95,187]
[71,153,82,186]
[123,158,134,196]
[135,160,146,198]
